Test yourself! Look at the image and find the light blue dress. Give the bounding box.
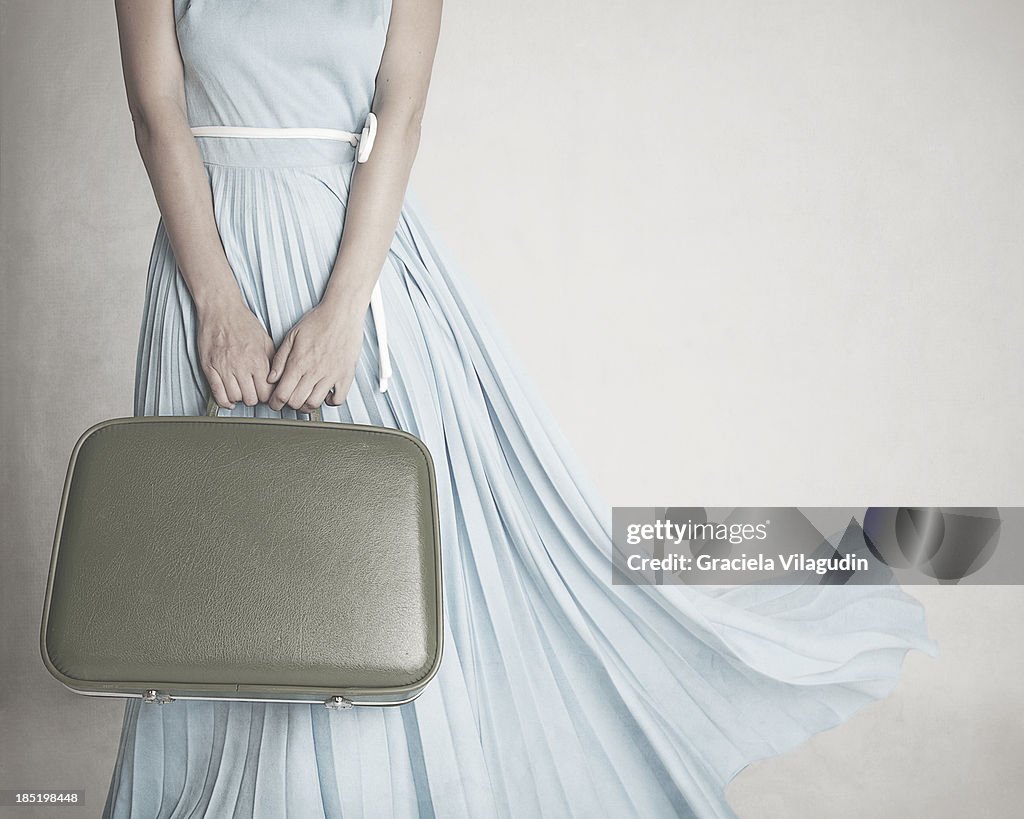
[103,1,938,817]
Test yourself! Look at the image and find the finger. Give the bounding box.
[205,369,232,410]
[287,372,319,412]
[328,372,356,407]
[269,362,303,411]
[254,375,275,405]
[324,382,344,407]
[224,373,244,404]
[255,337,277,403]
[269,334,294,383]
[254,349,276,404]
[239,373,260,407]
[306,377,336,412]
[326,373,353,407]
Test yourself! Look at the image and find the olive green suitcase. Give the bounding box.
[40,395,443,710]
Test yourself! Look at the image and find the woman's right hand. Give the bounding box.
[196,297,278,410]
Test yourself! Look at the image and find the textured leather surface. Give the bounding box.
[40,414,442,701]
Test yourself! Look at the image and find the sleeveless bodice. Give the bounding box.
[173,0,392,134]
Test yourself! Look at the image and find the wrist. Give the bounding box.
[193,286,245,321]
[320,276,374,323]
[178,257,244,318]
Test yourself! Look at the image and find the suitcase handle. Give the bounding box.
[205,393,322,423]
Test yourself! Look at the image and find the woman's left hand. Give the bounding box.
[267,303,364,412]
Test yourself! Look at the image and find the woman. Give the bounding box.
[104,1,936,817]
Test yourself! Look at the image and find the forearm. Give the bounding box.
[319,105,423,321]
[132,103,243,317]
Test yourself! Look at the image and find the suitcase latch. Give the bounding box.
[142,689,175,705]
[324,695,354,710]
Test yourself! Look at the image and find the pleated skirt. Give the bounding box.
[102,143,938,819]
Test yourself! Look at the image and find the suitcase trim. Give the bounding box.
[40,413,445,707]
[55,680,424,709]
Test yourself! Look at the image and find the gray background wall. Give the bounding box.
[3,1,1023,816]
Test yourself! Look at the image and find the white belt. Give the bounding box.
[190,114,391,393]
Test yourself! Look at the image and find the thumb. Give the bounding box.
[268,334,293,382]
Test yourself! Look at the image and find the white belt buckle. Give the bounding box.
[357,112,377,163]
